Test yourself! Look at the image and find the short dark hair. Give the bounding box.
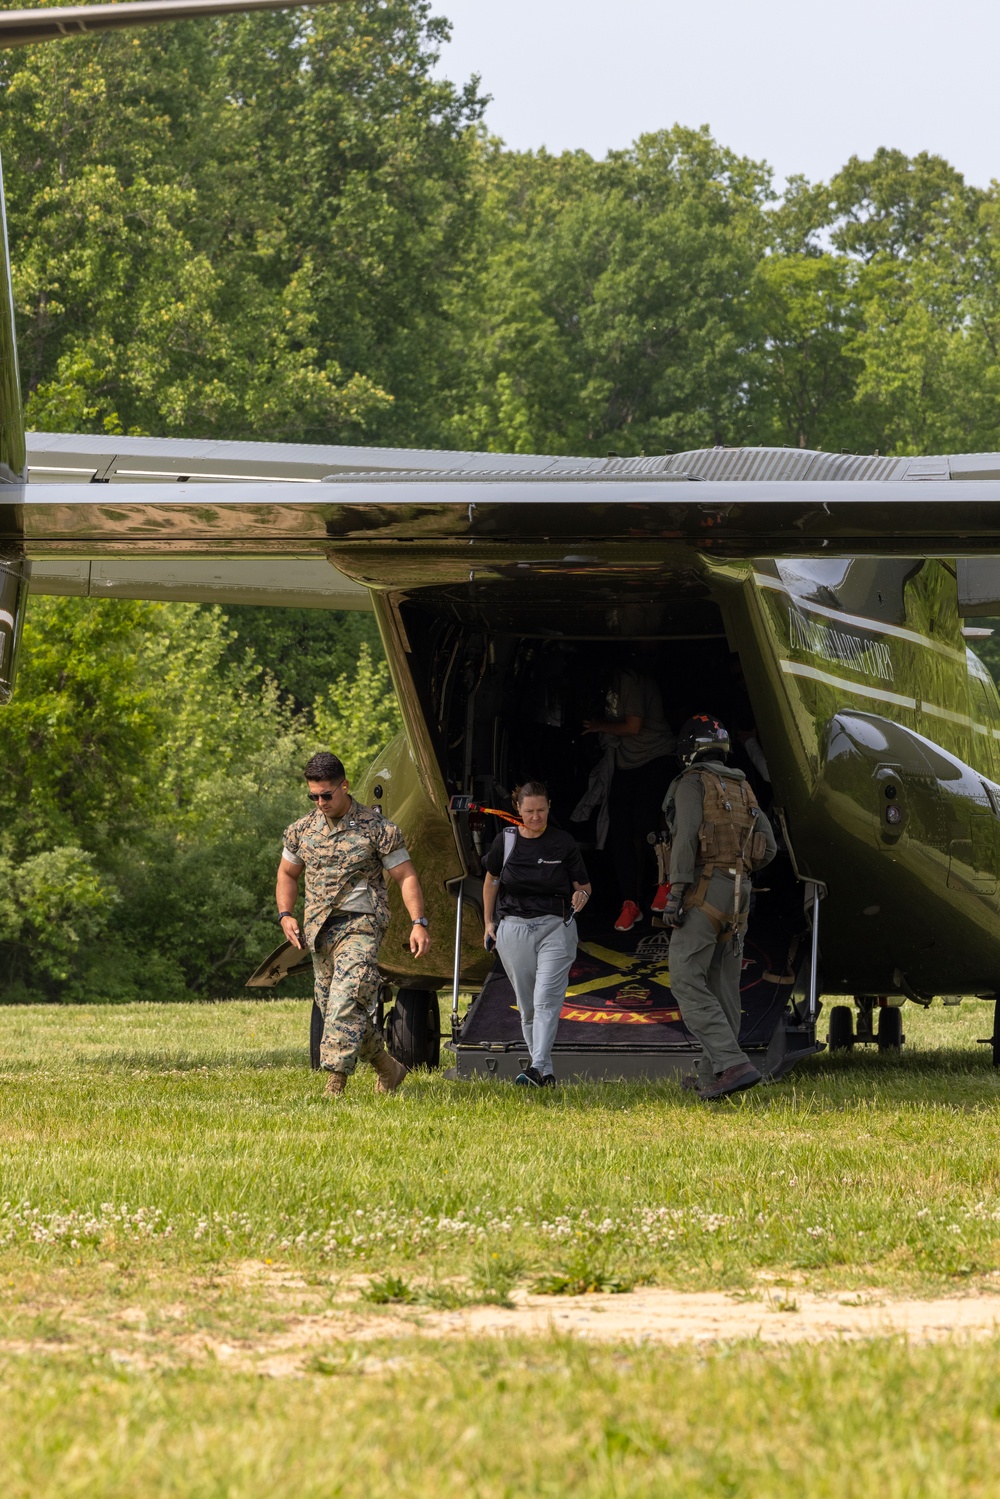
[513,780,549,808]
[304,751,346,783]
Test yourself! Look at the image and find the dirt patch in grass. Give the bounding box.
[227,1284,1000,1373]
[9,1263,1000,1377]
[407,1285,1000,1349]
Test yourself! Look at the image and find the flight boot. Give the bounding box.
[372,1049,408,1095]
[323,1071,349,1097]
[699,1062,761,1101]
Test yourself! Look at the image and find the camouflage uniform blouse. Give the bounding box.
[281,800,411,949]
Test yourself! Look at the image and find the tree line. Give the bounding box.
[4,1,1000,1000]
[0,600,397,1002]
[6,0,1000,458]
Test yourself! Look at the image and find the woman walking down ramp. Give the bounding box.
[483,782,592,1087]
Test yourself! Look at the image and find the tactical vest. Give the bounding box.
[675,766,769,942]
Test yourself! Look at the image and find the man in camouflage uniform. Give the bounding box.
[275,751,431,1096]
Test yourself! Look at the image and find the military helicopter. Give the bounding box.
[6,4,1000,1084]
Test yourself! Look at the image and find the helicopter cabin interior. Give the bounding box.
[391,568,800,945]
[381,567,825,1078]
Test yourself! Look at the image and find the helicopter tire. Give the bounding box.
[386,988,441,1070]
[309,1001,323,1070]
[828,1005,855,1052]
[876,1005,904,1053]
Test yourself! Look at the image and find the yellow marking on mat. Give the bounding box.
[568,941,673,1000]
[578,941,643,967]
[566,973,628,998]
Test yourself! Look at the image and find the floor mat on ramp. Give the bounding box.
[461,928,693,1048]
[459,907,802,1050]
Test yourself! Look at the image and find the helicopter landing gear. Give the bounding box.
[386,988,441,1070]
[853,995,903,1054]
[827,1005,855,1052]
[310,1001,323,1070]
[828,997,903,1055]
[877,1006,904,1053]
[854,996,876,1046]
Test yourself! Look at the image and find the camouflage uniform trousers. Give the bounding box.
[312,912,388,1074]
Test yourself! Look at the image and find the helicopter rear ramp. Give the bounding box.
[451,898,820,1083]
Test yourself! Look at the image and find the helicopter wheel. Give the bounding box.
[828,1005,855,1052]
[877,1005,904,1053]
[386,988,441,1070]
[309,1001,323,1070]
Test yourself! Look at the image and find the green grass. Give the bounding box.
[5,1337,1000,1497]
[3,999,1000,1292]
[4,999,1000,1495]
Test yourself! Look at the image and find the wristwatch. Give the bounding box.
[411,917,429,927]
[278,910,294,920]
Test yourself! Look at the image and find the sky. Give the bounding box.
[433,0,1000,191]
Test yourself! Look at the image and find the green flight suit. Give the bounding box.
[664,759,777,1085]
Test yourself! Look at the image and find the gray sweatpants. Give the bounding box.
[495,913,577,1076]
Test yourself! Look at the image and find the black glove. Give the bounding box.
[663,886,687,928]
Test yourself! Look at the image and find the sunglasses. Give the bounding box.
[307,786,345,803]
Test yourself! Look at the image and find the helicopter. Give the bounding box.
[7,5,1000,1084]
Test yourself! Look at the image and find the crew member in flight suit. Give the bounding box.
[582,660,676,932]
[276,751,431,1097]
[662,716,777,1100]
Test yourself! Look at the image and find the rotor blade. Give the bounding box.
[0,0,340,49]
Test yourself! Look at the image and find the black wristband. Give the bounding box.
[278,910,294,920]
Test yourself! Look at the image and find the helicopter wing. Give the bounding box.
[0,0,344,49]
[21,431,597,606]
[12,433,1000,614]
[25,431,1000,485]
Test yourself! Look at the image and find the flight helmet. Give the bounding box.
[677,714,731,767]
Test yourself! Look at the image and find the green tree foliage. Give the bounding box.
[8,7,1000,458]
[0,598,395,1002]
[4,2,484,444]
[214,607,384,716]
[442,138,1000,458]
[444,129,773,455]
[748,251,866,452]
[312,642,402,781]
[753,149,1000,454]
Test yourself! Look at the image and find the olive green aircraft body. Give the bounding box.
[4,2,1000,1068]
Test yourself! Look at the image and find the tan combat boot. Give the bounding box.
[323,1071,349,1097]
[372,1049,408,1095]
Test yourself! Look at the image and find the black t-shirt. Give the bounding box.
[484,825,590,920]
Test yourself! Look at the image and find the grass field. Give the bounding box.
[3,998,1000,1495]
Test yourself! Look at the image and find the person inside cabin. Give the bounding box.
[580,655,676,932]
